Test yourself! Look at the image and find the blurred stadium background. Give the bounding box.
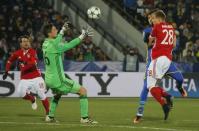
[0,0,199,131]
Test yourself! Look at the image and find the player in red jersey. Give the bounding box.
[2,35,49,117]
[133,9,187,123]
[147,10,178,120]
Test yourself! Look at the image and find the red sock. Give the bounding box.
[150,87,166,106]
[42,98,49,115]
[23,94,35,103]
[162,90,169,97]
[156,86,169,97]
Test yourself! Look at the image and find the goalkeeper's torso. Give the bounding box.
[42,39,65,88]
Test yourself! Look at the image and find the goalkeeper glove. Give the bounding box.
[78,27,93,40]
[59,21,70,35]
[2,71,8,80]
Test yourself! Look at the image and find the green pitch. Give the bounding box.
[0,98,199,131]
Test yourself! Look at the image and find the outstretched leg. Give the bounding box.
[150,86,172,120]
[134,79,149,123]
[37,88,50,115]
[23,93,37,110]
[147,56,173,120]
[46,94,62,122]
[79,87,89,118]
[41,98,49,115]
[166,62,187,97]
[23,93,35,103]
[78,87,97,124]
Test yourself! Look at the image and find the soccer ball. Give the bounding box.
[87,6,101,19]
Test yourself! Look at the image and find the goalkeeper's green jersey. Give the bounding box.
[42,34,81,88]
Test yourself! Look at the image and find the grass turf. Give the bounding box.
[0,98,199,131]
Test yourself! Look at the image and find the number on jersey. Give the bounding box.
[161,29,174,45]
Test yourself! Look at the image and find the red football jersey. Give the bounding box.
[150,22,175,60]
[6,48,41,79]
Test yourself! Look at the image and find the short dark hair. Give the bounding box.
[18,35,30,43]
[43,22,54,37]
[153,10,166,20]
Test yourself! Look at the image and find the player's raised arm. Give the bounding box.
[43,22,70,46]
[57,27,93,52]
[53,22,71,44]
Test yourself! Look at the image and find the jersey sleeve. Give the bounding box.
[5,52,18,72]
[57,38,81,52]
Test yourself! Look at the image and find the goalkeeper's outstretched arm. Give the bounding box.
[57,27,93,52]
[53,22,70,45]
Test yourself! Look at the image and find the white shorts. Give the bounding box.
[147,56,171,89]
[17,77,47,100]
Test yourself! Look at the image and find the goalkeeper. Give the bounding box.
[42,22,97,124]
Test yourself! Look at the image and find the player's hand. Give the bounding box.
[78,27,93,40]
[59,21,70,35]
[2,71,8,80]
